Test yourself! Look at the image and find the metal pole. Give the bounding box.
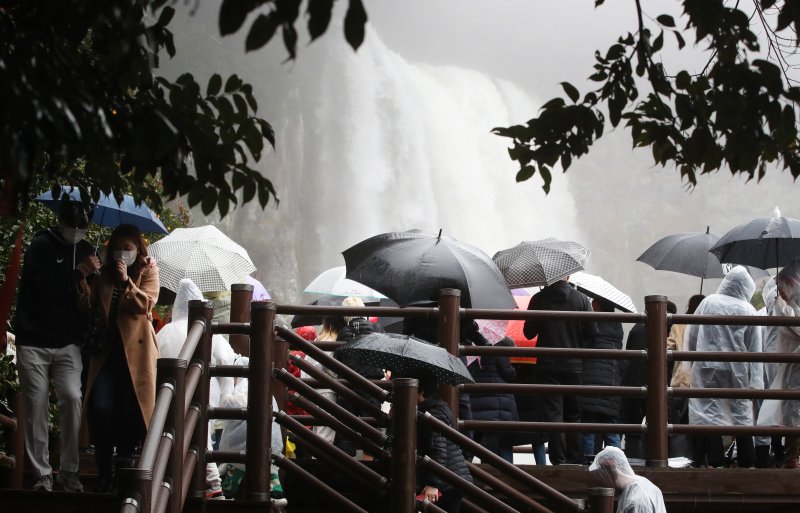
[645,294,669,467]
[587,487,614,513]
[188,300,213,499]
[246,301,275,500]
[437,289,461,425]
[159,358,187,513]
[229,283,254,356]
[390,378,418,513]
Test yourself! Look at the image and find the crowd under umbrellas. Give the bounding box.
[21,186,800,503]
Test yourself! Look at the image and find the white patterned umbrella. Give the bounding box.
[569,271,637,313]
[149,225,256,293]
[304,266,387,299]
[493,238,590,288]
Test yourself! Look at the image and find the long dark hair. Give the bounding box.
[103,224,149,280]
[687,294,705,314]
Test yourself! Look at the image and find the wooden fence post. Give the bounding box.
[437,289,461,426]
[645,295,669,467]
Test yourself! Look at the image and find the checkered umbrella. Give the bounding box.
[337,332,475,386]
[493,238,590,288]
[149,225,256,292]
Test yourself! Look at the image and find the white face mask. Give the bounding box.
[61,227,86,244]
[113,250,137,267]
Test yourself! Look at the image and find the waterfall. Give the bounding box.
[168,17,583,302]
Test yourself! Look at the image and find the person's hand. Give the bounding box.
[421,486,439,502]
[77,255,100,276]
[116,258,128,283]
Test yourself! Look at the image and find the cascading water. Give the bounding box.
[209,28,584,302]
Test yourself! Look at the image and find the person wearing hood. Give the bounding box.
[685,266,763,468]
[13,200,98,492]
[757,262,800,468]
[589,446,666,513]
[523,276,597,465]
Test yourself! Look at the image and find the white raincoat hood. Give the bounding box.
[686,265,763,427]
[589,447,666,513]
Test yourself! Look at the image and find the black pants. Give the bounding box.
[535,368,582,465]
[89,332,144,475]
[693,435,754,467]
[620,398,646,459]
[437,488,464,513]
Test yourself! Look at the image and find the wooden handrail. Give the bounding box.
[419,456,518,513]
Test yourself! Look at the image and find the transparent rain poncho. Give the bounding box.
[758,262,800,427]
[761,278,779,387]
[686,266,764,426]
[157,278,237,407]
[589,447,666,513]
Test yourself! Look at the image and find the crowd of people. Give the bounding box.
[12,198,800,513]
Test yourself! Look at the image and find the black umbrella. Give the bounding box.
[337,332,475,386]
[710,208,800,269]
[637,227,724,293]
[343,229,515,309]
[492,238,590,287]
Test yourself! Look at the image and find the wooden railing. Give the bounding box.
[105,286,800,513]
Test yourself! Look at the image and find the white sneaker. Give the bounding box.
[57,470,84,493]
[33,474,53,492]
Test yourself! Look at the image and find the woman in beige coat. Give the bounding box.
[78,224,159,492]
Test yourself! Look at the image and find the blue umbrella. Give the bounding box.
[35,186,168,234]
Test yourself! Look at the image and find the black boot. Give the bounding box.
[95,452,116,494]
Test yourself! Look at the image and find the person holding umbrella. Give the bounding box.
[13,200,98,492]
[523,276,597,465]
[78,224,160,491]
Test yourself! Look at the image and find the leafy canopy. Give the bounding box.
[493,0,800,193]
[0,0,366,218]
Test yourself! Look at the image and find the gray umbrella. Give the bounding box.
[336,332,475,386]
[710,208,800,269]
[492,238,590,288]
[637,228,725,279]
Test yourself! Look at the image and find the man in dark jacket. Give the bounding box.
[523,277,596,464]
[580,298,627,463]
[416,377,473,513]
[13,201,98,492]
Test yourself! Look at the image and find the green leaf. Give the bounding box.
[282,23,299,60]
[605,44,624,60]
[560,152,572,171]
[219,0,258,36]
[515,165,535,182]
[224,74,242,93]
[207,74,222,96]
[245,12,280,52]
[675,70,691,90]
[539,166,552,194]
[156,6,175,28]
[560,82,580,103]
[233,94,248,117]
[656,14,675,27]
[540,97,566,110]
[673,30,685,49]
[307,0,334,41]
[344,0,368,51]
[201,188,218,215]
[652,31,664,53]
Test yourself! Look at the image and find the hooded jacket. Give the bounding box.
[686,266,763,427]
[468,337,519,422]
[580,321,626,417]
[523,280,597,372]
[13,228,95,348]
[758,262,800,428]
[417,398,473,490]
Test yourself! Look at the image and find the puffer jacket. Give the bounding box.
[418,398,473,490]
[580,321,627,417]
[469,337,519,422]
